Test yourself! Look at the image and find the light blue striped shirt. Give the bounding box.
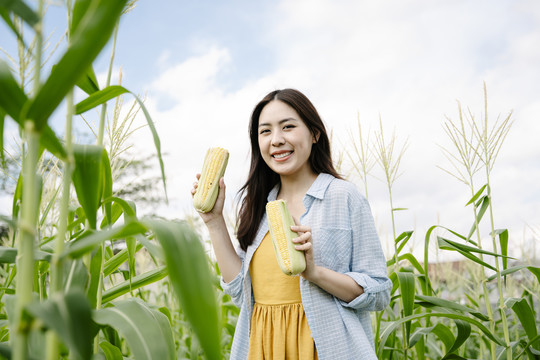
[221,173,391,359]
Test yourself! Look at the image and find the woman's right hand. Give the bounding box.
[191,174,226,224]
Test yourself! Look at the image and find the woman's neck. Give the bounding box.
[277,170,318,203]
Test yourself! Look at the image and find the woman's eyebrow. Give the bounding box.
[258,118,298,128]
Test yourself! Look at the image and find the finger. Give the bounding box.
[295,242,312,251]
[291,225,311,233]
[292,232,311,244]
[196,173,201,180]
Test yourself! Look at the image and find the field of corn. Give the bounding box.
[0,1,539,359]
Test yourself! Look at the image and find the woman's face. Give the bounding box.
[257,100,316,178]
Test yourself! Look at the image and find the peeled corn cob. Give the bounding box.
[266,199,306,276]
[193,147,229,213]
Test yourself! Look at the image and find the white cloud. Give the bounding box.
[124,0,540,259]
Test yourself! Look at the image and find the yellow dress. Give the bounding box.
[248,232,318,359]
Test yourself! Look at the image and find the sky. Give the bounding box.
[1,0,540,261]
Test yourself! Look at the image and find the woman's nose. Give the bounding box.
[271,130,285,146]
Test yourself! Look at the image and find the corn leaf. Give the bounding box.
[99,340,123,360]
[0,59,27,124]
[506,298,538,347]
[101,150,113,227]
[493,228,509,271]
[378,312,505,358]
[0,247,52,263]
[101,266,168,304]
[87,245,103,309]
[26,0,127,130]
[75,85,128,114]
[465,184,487,206]
[397,271,415,343]
[416,294,489,321]
[103,243,143,277]
[0,108,4,165]
[93,298,175,360]
[72,145,104,229]
[395,230,414,255]
[62,221,147,259]
[25,291,98,360]
[144,219,221,360]
[446,320,471,355]
[467,195,489,239]
[74,86,168,199]
[0,0,39,27]
[437,236,515,271]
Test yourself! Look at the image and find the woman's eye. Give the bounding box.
[259,129,270,135]
[284,124,295,130]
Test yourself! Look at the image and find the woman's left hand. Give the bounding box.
[290,220,317,281]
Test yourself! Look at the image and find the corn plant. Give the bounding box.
[0,1,222,359]
[345,89,540,359]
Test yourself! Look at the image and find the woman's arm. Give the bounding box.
[192,176,242,283]
[292,225,364,303]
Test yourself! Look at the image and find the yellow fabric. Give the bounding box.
[248,232,318,359]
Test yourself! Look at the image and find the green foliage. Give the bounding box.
[0,1,221,359]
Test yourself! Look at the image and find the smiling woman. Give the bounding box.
[192,88,391,359]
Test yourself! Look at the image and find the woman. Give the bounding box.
[192,89,391,359]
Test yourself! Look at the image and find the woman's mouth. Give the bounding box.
[272,151,293,161]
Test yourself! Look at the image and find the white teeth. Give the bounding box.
[273,151,292,159]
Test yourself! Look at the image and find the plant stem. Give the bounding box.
[14,0,44,357]
[14,122,40,360]
[97,21,119,146]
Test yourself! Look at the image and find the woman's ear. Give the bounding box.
[313,130,320,144]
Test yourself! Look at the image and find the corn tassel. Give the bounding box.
[193,147,229,213]
[266,199,306,276]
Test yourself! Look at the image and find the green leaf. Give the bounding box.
[0,59,27,124]
[432,323,455,352]
[87,246,103,309]
[74,86,168,199]
[465,184,487,206]
[99,340,123,360]
[415,294,489,321]
[378,312,505,358]
[493,229,509,272]
[0,246,52,263]
[93,298,175,360]
[144,220,221,360]
[75,85,128,114]
[0,7,25,46]
[467,195,489,239]
[397,271,415,343]
[506,298,538,346]
[0,108,5,165]
[72,144,105,229]
[437,236,514,271]
[394,230,414,256]
[103,243,143,277]
[101,149,113,226]
[0,0,39,27]
[26,0,128,130]
[62,221,147,258]
[445,320,471,356]
[101,266,168,304]
[25,291,98,360]
[76,69,100,95]
[71,0,93,34]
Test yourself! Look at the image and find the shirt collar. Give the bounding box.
[266,173,335,202]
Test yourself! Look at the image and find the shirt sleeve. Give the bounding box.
[341,192,391,311]
[219,247,246,308]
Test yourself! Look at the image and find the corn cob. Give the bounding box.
[193,147,229,213]
[266,199,306,276]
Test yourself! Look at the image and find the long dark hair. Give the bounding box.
[236,89,342,251]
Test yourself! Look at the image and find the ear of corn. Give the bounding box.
[193,147,229,213]
[266,199,306,276]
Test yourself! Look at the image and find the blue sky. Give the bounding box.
[1,0,540,260]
